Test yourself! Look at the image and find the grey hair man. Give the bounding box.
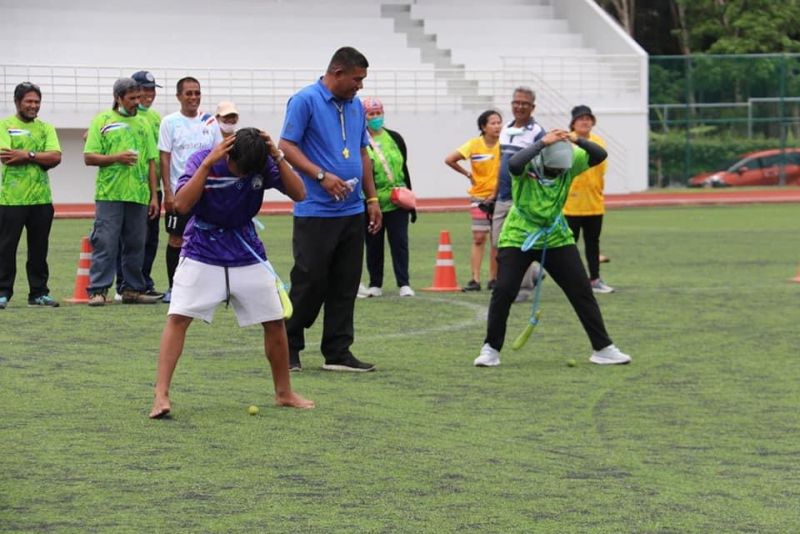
[492,86,546,302]
[83,78,160,306]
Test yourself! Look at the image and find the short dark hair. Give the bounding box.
[176,77,200,94]
[229,128,268,176]
[14,82,41,102]
[477,110,501,134]
[327,47,369,73]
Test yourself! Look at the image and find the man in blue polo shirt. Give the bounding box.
[279,46,382,372]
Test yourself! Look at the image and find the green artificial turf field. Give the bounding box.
[2,205,799,533]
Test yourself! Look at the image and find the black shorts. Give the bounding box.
[164,211,189,236]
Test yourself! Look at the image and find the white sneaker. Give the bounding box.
[113,292,123,302]
[366,286,382,297]
[589,344,631,365]
[591,279,615,294]
[357,283,370,299]
[398,285,415,297]
[473,343,501,367]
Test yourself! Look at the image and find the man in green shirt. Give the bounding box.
[0,82,62,309]
[83,78,160,306]
[111,70,164,300]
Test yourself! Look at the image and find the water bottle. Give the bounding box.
[344,178,359,192]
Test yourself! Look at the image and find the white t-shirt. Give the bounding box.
[158,111,222,191]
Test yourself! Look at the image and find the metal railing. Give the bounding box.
[0,61,644,186]
[500,54,646,103]
[1,57,646,114]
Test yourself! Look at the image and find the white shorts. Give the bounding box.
[168,257,285,327]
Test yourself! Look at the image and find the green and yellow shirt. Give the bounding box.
[499,145,590,249]
[84,110,157,205]
[0,115,61,205]
[366,129,407,213]
[138,106,162,190]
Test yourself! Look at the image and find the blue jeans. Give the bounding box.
[88,201,148,295]
[116,191,161,293]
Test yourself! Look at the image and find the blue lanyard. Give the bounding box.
[519,213,566,327]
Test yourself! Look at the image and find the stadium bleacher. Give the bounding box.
[0,0,648,201]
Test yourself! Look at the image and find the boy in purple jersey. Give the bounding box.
[149,128,314,418]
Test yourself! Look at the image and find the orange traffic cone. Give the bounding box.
[65,237,92,303]
[423,230,460,292]
[791,263,800,283]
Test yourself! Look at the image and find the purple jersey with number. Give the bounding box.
[177,149,284,267]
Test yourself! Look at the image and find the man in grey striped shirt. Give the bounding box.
[492,86,545,302]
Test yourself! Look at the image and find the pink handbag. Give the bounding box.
[390,187,417,210]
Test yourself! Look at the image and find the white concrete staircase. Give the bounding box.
[381,3,494,110]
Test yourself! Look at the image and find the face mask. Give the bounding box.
[137,104,148,111]
[367,116,384,130]
[116,105,135,117]
[219,122,237,134]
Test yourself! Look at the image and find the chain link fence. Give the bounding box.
[649,54,800,187]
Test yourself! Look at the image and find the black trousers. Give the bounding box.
[286,214,364,363]
[566,214,603,280]
[116,191,161,293]
[0,203,54,301]
[365,208,410,288]
[485,245,613,351]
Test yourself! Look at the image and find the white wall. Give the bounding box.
[2,0,649,202]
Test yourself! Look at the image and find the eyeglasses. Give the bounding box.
[511,101,533,108]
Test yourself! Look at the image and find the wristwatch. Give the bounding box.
[28,151,35,160]
[316,169,325,182]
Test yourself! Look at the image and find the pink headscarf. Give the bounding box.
[362,97,384,113]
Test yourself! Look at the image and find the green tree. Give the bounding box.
[596,0,800,54]
[688,0,800,53]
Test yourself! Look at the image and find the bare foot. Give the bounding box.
[149,396,172,419]
[275,392,315,409]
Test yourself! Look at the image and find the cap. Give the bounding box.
[215,100,239,117]
[570,104,595,128]
[541,140,574,171]
[361,97,383,113]
[131,71,162,88]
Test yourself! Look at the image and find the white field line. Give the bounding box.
[182,295,489,356]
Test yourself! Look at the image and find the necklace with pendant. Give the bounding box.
[332,100,350,159]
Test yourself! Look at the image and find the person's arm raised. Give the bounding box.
[173,137,235,215]
[508,129,570,175]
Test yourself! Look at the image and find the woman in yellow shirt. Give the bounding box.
[445,110,502,291]
[563,105,613,293]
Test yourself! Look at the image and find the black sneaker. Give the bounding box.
[462,280,481,292]
[28,295,60,307]
[144,289,165,299]
[487,279,497,290]
[322,354,376,372]
[289,352,302,372]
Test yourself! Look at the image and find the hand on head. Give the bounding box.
[542,129,570,146]
[257,130,282,159]
[204,134,236,165]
